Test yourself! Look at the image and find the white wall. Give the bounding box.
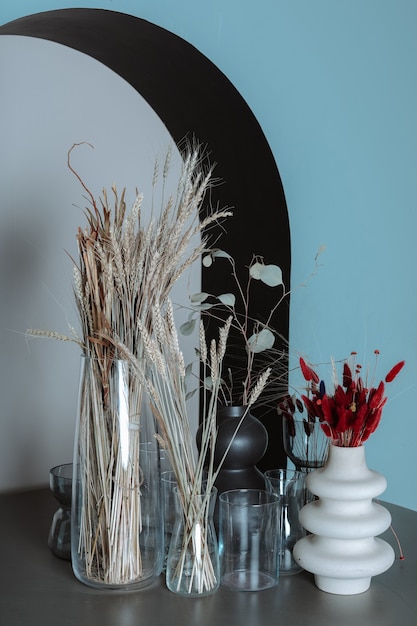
[0,35,198,492]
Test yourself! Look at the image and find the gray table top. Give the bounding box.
[0,488,416,626]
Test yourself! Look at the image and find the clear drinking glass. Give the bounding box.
[264,468,306,575]
[218,489,280,591]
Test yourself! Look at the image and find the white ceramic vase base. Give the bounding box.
[293,444,395,595]
[295,534,395,595]
[314,575,371,595]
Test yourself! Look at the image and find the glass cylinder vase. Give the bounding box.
[166,487,219,597]
[218,488,280,591]
[71,356,163,590]
[264,468,307,575]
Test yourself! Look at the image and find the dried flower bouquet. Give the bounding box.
[28,143,231,587]
[298,352,405,447]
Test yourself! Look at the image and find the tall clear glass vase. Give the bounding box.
[71,356,163,589]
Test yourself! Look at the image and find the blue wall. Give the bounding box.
[2,1,416,511]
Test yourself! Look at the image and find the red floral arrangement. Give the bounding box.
[297,351,405,447]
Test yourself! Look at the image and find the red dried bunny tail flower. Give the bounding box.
[301,394,322,419]
[368,380,386,410]
[342,362,353,388]
[320,423,332,438]
[385,360,405,384]
[299,357,320,383]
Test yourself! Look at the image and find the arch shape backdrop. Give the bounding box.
[0,8,290,473]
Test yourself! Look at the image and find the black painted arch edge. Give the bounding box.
[0,9,288,222]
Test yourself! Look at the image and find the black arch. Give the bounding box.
[0,8,289,469]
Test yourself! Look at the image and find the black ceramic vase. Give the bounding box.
[197,405,268,495]
[197,405,268,528]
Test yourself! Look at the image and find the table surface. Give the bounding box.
[0,488,416,626]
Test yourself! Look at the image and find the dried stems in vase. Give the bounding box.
[75,357,147,584]
[27,143,231,586]
[122,302,271,594]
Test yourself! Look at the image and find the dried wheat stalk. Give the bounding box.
[28,143,231,586]
[122,306,271,593]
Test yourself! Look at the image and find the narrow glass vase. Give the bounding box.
[166,487,219,597]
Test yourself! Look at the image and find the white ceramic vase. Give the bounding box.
[293,443,395,595]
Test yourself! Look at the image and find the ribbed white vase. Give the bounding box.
[293,443,394,595]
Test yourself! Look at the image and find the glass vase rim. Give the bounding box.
[218,488,279,506]
[264,468,305,481]
[173,485,218,498]
[329,442,365,449]
[162,468,209,483]
[50,462,73,480]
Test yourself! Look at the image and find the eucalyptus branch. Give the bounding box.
[181,250,287,408]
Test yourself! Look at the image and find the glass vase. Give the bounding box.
[218,489,280,591]
[264,468,306,575]
[161,470,178,571]
[48,463,73,560]
[283,417,329,471]
[71,356,163,589]
[166,487,219,596]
